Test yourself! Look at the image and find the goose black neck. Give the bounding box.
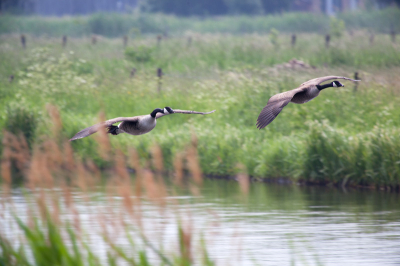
[316,83,333,91]
[150,108,163,118]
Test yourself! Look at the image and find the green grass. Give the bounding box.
[0,9,399,37]
[0,201,214,266]
[0,30,400,187]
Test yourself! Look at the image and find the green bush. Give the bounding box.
[269,28,279,47]
[303,121,400,187]
[88,13,132,37]
[4,105,37,149]
[330,17,346,38]
[124,46,154,63]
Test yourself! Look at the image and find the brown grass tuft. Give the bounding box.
[151,144,164,174]
[114,150,135,213]
[74,158,89,194]
[61,180,73,209]
[236,163,249,195]
[94,112,111,160]
[128,148,141,173]
[1,132,31,179]
[179,223,193,263]
[36,190,47,221]
[43,140,62,173]
[85,158,101,186]
[115,150,130,182]
[1,146,12,185]
[173,152,184,186]
[62,141,75,171]
[186,144,202,186]
[46,104,63,139]
[142,169,166,205]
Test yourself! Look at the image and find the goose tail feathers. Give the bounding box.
[106,125,119,135]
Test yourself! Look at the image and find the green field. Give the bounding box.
[1,20,400,188]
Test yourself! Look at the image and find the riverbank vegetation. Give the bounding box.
[0,123,217,265]
[0,27,400,188]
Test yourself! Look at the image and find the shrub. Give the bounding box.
[4,105,37,149]
[124,46,154,63]
[269,28,279,47]
[330,17,346,38]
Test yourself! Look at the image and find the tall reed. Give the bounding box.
[0,106,219,265]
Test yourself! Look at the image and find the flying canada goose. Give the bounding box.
[256,76,360,129]
[70,107,215,141]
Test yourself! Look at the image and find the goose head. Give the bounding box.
[163,106,174,114]
[332,81,344,87]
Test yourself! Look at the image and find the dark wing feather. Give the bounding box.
[301,76,360,86]
[70,117,135,141]
[256,88,305,129]
[156,109,216,119]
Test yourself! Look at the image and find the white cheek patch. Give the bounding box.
[333,82,337,87]
[164,108,173,115]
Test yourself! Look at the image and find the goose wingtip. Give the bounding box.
[203,110,216,115]
[69,135,82,141]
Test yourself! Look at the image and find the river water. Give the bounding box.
[2,179,400,265]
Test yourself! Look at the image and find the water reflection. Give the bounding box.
[2,179,400,265]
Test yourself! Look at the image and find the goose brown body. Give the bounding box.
[256,76,360,129]
[70,108,215,141]
[118,115,156,135]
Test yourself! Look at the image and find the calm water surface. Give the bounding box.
[2,179,400,265]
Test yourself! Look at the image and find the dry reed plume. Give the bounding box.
[0,105,221,265]
[94,111,111,161]
[236,164,250,195]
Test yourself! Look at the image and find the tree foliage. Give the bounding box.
[143,0,294,16]
[143,0,228,16]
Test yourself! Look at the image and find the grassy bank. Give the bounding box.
[0,32,400,187]
[0,9,400,37]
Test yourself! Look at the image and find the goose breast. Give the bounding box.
[290,86,320,104]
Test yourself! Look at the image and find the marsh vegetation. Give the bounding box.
[1,12,400,265]
[0,28,399,187]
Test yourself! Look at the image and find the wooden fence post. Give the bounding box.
[20,34,26,49]
[123,35,128,48]
[291,34,296,48]
[390,24,396,43]
[157,35,162,47]
[353,72,359,92]
[325,34,330,48]
[62,35,67,48]
[157,68,163,92]
[130,68,136,78]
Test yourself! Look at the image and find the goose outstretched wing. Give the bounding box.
[256,88,305,129]
[70,116,137,141]
[156,109,216,119]
[301,76,360,86]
